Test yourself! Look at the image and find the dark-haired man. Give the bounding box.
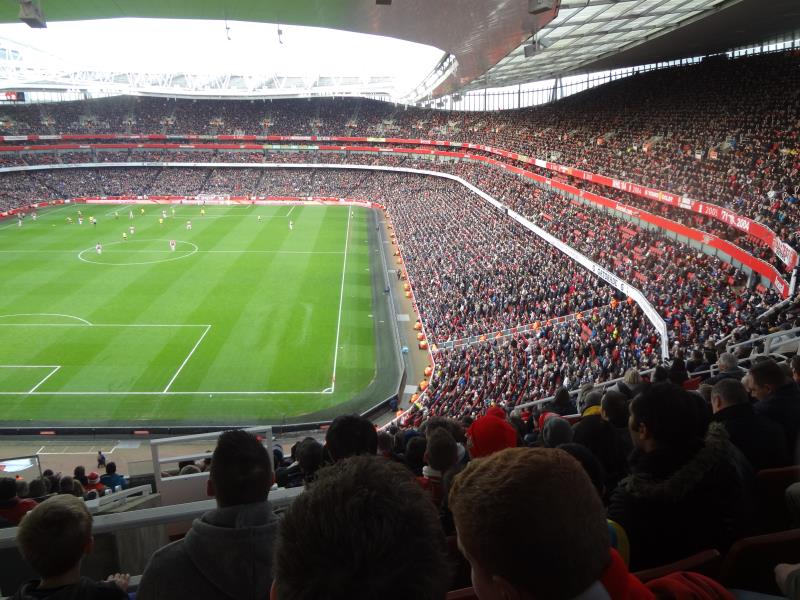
[608,383,753,570]
[271,456,450,600]
[744,359,800,453]
[711,379,789,471]
[324,414,377,462]
[138,430,278,600]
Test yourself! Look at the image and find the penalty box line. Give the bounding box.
[0,390,334,396]
[0,365,61,394]
[0,324,332,395]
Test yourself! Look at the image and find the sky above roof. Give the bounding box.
[0,18,445,97]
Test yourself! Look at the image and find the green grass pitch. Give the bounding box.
[0,203,381,425]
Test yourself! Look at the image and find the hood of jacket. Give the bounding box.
[619,423,734,502]
[183,501,279,599]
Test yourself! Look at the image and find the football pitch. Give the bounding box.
[0,202,399,426]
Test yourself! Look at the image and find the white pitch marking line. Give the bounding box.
[0,365,60,368]
[35,446,44,455]
[0,313,92,325]
[162,325,211,393]
[0,390,330,396]
[28,366,61,393]
[0,249,344,255]
[0,323,210,327]
[330,206,352,393]
[285,205,296,218]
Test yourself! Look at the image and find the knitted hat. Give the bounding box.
[467,415,518,459]
[542,417,574,448]
[87,472,100,484]
[486,405,507,420]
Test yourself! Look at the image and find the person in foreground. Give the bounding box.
[137,429,279,600]
[608,382,753,570]
[13,494,129,599]
[271,455,450,600]
[448,447,734,600]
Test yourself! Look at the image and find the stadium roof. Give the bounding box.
[0,0,797,101]
[464,0,800,92]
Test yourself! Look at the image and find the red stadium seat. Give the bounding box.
[720,529,800,595]
[755,466,800,533]
[633,549,721,583]
[446,587,479,600]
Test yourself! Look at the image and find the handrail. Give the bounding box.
[0,485,304,550]
[726,326,800,354]
[716,297,795,350]
[84,484,153,514]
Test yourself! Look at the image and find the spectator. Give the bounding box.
[57,476,75,496]
[376,431,398,461]
[708,353,746,384]
[324,414,377,462]
[13,494,129,599]
[99,462,127,491]
[550,386,577,416]
[711,379,789,471]
[403,436,427,476]
[744,359,800,454]
[294,437,324,485]
[601,390,633,458]
[418,428,458,506]
[572,414,628,490]
[541,416,574,448]
[616,368,645,399]
[466,414,518,458]
[271,456,450,600]
[0,477,37,525]
[448,447,641,599]
[791,355,800,386]
[687,349,710,376]
[138,430,279,600]
[27,478,50,502]
[73,466,88,488]
[608,382,753,570]
[558,442,608,499]
[84,472,107,496]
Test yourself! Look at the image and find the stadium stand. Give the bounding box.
[3,35,800,600]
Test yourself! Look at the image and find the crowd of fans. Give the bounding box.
[7,374,800,598]
[1,163,789,418]
[1,51,797,255]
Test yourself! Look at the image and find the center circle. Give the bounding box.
[77,239,199,266]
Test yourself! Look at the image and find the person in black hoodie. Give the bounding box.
[711,379,789,472]
[13,494,129,599]
[608,382,754,571]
